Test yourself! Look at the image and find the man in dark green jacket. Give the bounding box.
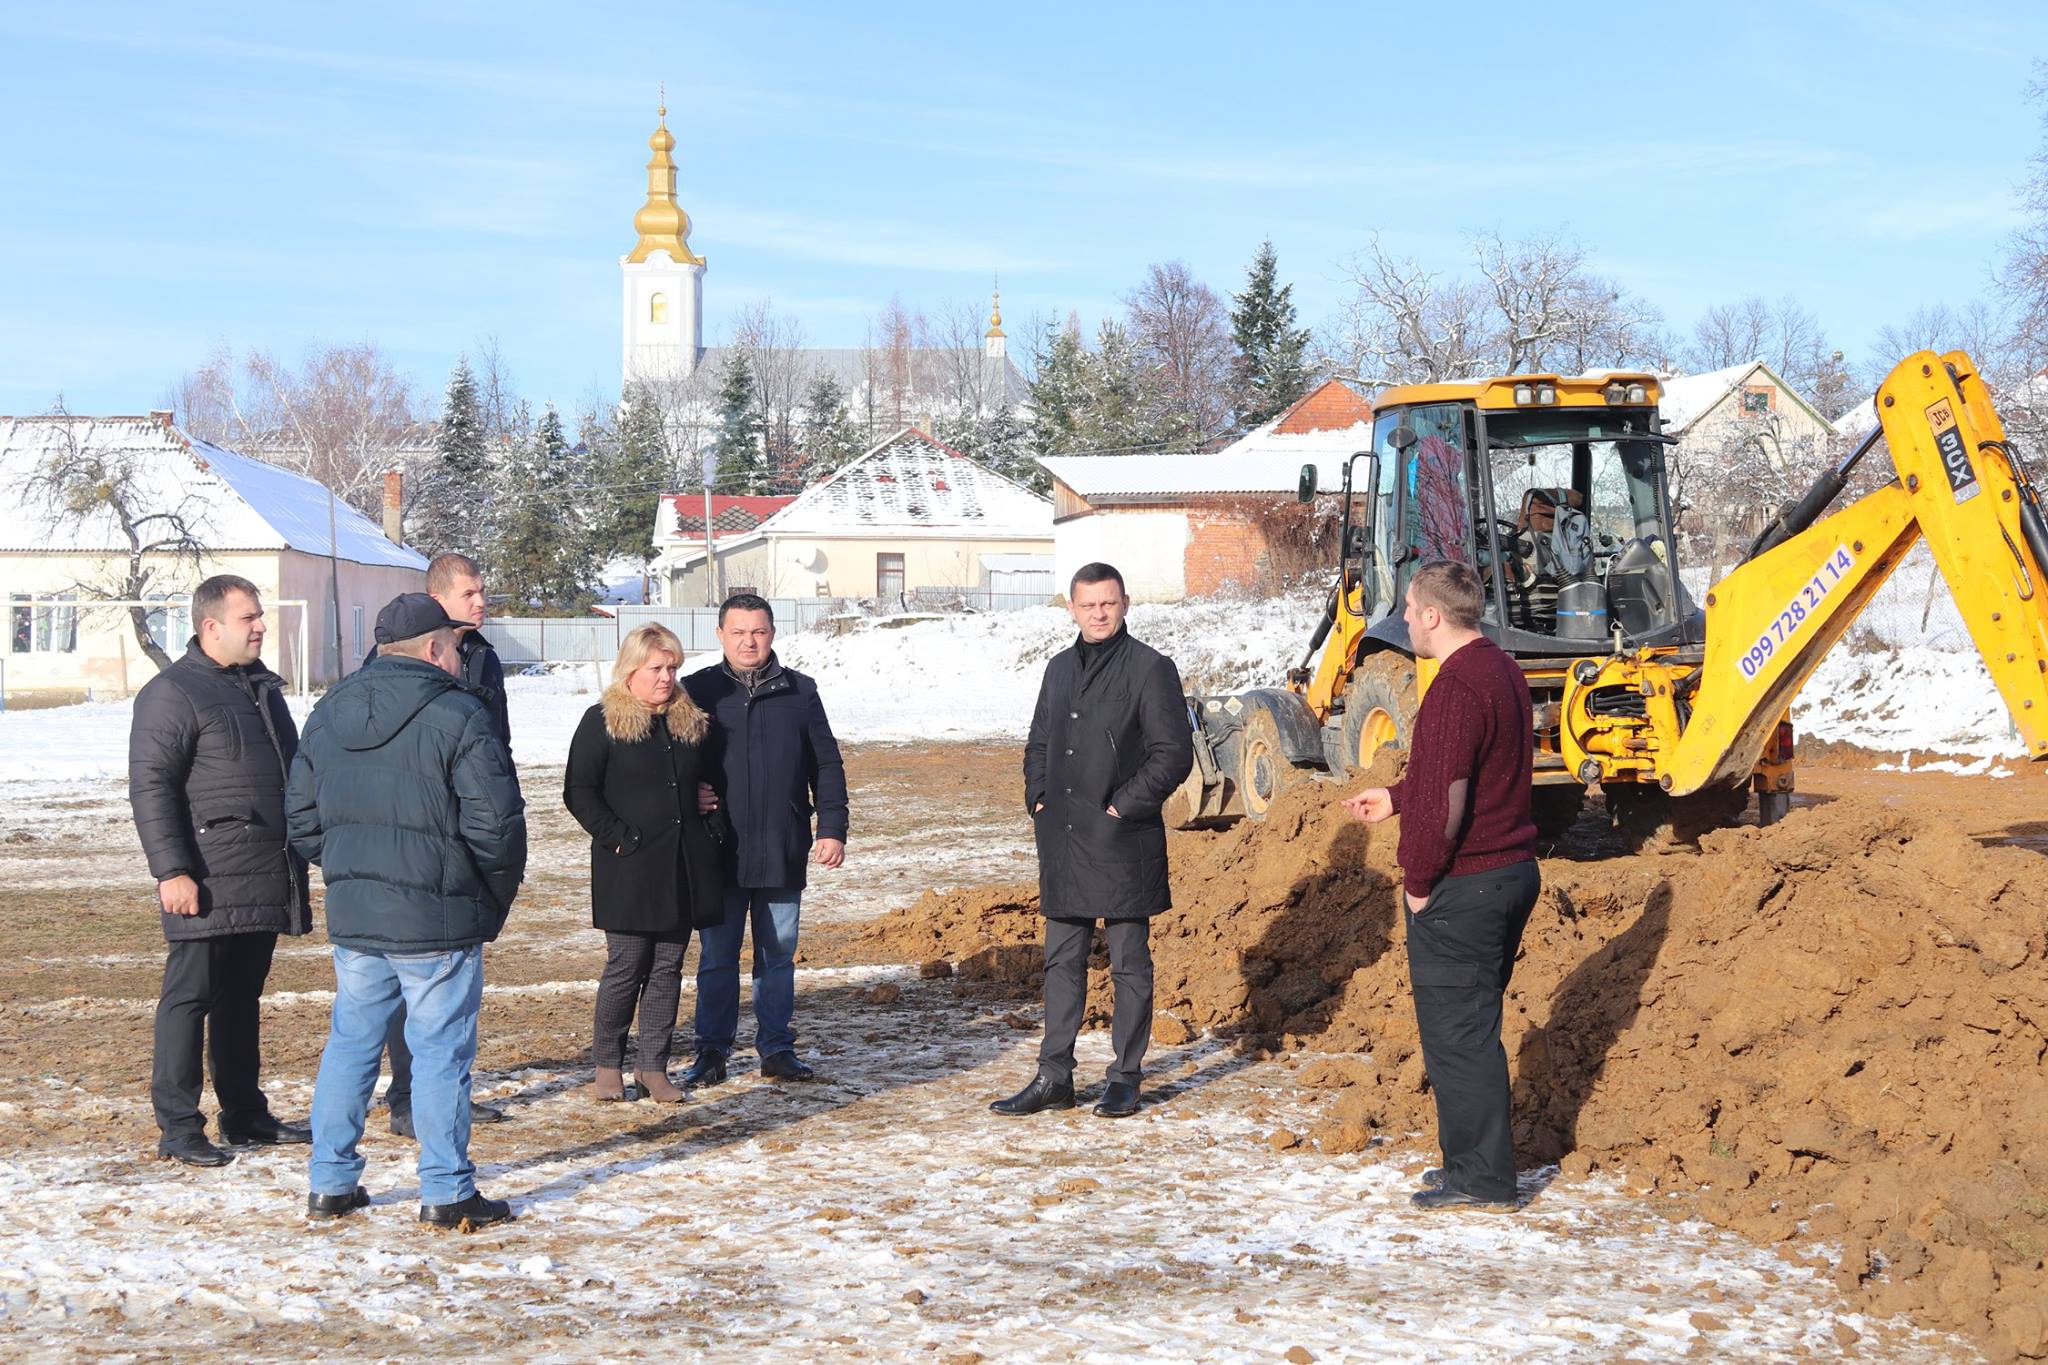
[286,594,527,1228]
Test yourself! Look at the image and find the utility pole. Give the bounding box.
[325,481,344,681]
[700,449,720,606]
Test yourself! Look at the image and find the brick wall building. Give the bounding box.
[1037,380,1373,601]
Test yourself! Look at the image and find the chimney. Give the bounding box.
[148,409,174,428]
[382,470,403,544]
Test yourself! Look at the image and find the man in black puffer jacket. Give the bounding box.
[287,594,526,1228]
[129,574,313,1167]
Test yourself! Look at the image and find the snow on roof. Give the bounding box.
[0,415,427,569]
[1655,360,1836,438]
[1040,416,1374,500]
[760,427,1052,539]
[1654,361,1759,435]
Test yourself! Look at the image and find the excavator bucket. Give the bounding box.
[1888,351,2048,761]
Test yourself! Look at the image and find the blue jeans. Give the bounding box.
[693,887,801,1059]
[309,945,483,1207]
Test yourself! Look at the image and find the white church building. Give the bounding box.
[616,105,1029,432]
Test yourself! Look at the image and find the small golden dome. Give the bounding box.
[628,101,704,266]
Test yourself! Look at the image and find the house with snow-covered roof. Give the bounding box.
[0,411,428,698]
[651,427,1053,607]
[1656,359,1837,472]
[1038,378,1373,602]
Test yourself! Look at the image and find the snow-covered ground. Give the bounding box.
[0,594,2023,799]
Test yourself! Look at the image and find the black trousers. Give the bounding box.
[592,930,693,1071]
[1405,861,1541,1202]
[1038,916,1153,1087]
[151,931,279,1139]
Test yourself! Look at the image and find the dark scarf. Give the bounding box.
[1076,624,1131,673]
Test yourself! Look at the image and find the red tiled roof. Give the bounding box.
[663,494,796,538]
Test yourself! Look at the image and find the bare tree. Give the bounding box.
[169,342,426,521]
[19,405,213,672]
[1334,231,1665,386]
[731,301,813,486]
[1684,295,1851,415]
[1333,237,1493,383]
[1125,261,1234,440]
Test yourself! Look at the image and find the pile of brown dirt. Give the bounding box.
[860,773,2048,1359]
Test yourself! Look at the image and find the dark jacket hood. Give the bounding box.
[326,656,462,751]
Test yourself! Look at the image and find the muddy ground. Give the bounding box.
[0,744,2040,1361]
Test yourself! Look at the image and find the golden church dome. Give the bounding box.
[628,103,705,266]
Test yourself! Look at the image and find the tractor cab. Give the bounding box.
[1333,373,1699,658]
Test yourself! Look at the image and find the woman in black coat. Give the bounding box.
[564,625,724,1102]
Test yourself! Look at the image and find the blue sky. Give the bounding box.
[2,1,2044,416]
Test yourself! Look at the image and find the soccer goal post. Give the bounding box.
[0,598,312,708]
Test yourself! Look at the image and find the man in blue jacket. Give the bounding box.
[682,593,848,1086]
[287,594,527,1228]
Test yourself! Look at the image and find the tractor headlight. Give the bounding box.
[1514,384,1534,406]
[1627,382,1647,403]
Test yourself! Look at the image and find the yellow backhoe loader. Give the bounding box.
[1172,350,2048,839]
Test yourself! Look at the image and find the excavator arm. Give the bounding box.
[1664,350,2048,795]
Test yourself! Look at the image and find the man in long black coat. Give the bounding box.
[994,562,1193,1119]
[128,574,312,1166]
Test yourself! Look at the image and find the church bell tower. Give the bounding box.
[621,96,705,388]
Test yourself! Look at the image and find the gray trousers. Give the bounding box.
[1038,916,1153,1087]
[592,930,693,1071]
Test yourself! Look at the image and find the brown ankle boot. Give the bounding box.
[592,1066,637,1102]
[636,1068,685,1103]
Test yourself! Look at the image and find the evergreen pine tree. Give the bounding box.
[491,404,597,613]
[1027,315,1090,458]
[595,385,672,567]
[1230,240,1313,426]
[800,372,867,482]
[712,351,768,495]
[416,356,490,555]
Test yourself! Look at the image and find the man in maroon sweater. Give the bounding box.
[1345,560,1539,1209]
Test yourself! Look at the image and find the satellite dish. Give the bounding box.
[791,546,824,573]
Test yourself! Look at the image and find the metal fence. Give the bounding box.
[906,587,1054,613]
[484,599,845,666]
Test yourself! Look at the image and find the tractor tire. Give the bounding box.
[1531,784,1587,844]
[1237,706,1294,823]
[1340,653,1418,776]
[1604,784,1749,851]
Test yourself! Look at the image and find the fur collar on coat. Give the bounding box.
[601,682,708,745]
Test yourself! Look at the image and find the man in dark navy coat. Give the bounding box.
[994,562,1193,1119]
[682,593,848,1086]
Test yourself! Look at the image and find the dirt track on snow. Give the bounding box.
[0,744,2042,1360]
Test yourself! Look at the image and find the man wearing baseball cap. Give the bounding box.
[287,593,528,1228]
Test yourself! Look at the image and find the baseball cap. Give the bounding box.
[374,592,466,645]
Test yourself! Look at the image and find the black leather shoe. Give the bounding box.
[307,1187,371,1219]
[419,1192,513,1229]
[158,1133,234,1167]
[989,1074,1076,1116]
[1420,1167,1446,1190]
[1410,1186,1516,1211]
[1092,1081,1140,1118]
[760,1051,816,1082]
[222,1115,312,1146]
[681,1052,728,1088]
